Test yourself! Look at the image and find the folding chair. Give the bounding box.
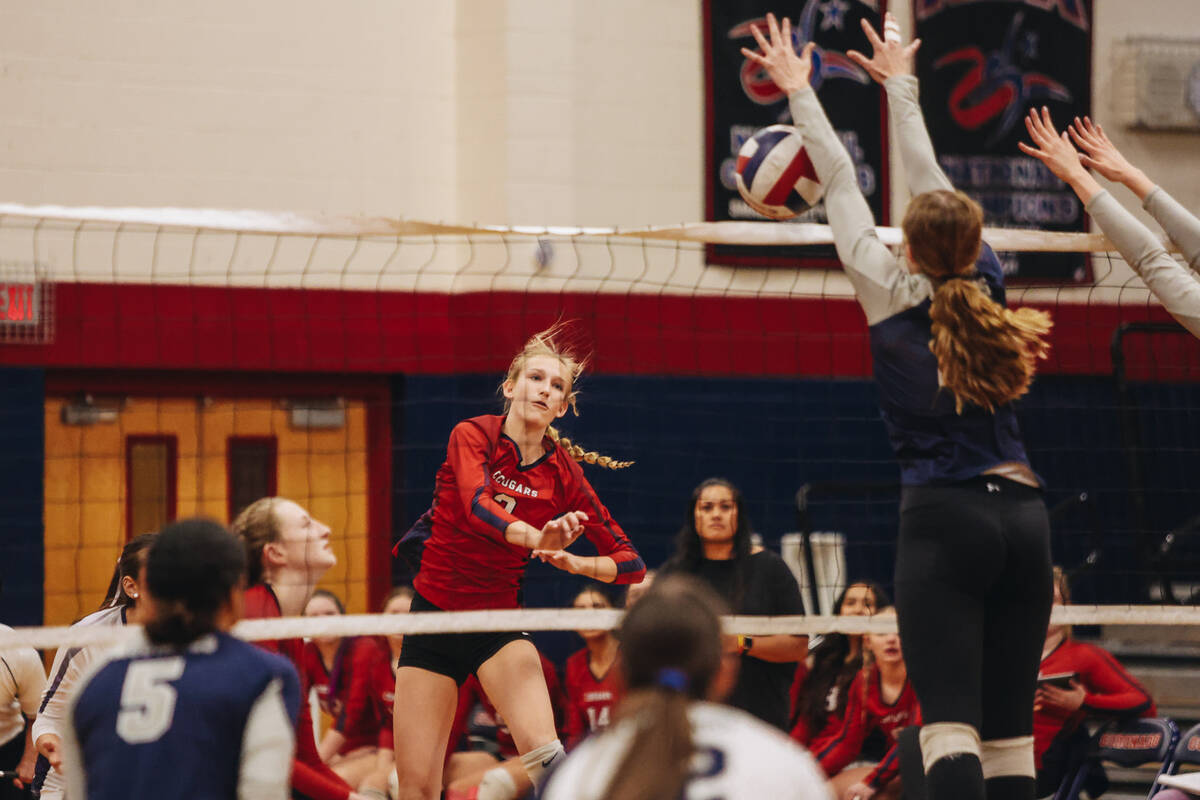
[1154,721,1200,797]
[1053,717,1179,800]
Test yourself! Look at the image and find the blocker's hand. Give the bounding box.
[847,12,920,84]
[741,13,815,96]
[1018,107,1087,185]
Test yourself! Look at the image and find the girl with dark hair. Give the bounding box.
[744,14,1054,800]
[792,581,889,746]
[233,497,363,800]
[660,478,806,731]
[543,574,828,800]
[563,587,623,750]
[302,590,391,787]
[62,517,301,800]
[393,325,644,800]
[32,532,156,800]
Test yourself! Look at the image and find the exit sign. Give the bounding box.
[0,262,51,344]
[0,282,38,324]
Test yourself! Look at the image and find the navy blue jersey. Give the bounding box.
[788,75,1037,487]
[64,631,300,800]
[870,243,1032,485]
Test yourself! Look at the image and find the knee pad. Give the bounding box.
[981,736,1035,780]
[476,766,519,800]
[920,722,982,772]
[519,739,565,789]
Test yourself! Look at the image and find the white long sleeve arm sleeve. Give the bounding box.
[1144,185,1200,272]
[238,677,296,800]
[787,86,930,324]
[884,75,954,196]
[1087,189,1200,338]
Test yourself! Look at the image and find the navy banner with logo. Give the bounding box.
[705,0,890,267]
[915,0,1093,282]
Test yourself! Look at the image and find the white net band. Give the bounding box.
[0,202,1131,252]
[2,605,1196,653]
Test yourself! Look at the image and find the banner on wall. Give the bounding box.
[915,0,1093,282]
[705,0,890,267]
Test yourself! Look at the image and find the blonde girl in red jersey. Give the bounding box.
[816,607,919,800]
[393,325,645,800]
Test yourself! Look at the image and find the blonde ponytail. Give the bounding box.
[548,426,634,469]
[928,280,1052,413]
[902,189,1052,413]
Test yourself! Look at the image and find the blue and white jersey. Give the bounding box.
[61,630,300,800]
[543,701,832,800]
[787,75,1034,486]
[33,604,128,799]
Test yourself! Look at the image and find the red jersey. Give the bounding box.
[814,669,921,791]
[447,651,565,759]
[301,637,389,754]
[563,648,624,749]
[794,679,850,748]
[370,644,398,751]
[244,584,352,800]
[1034,638,1155,767]
[414,415,645,610]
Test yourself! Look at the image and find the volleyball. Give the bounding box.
[734,124,823,220]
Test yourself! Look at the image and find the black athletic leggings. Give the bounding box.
[895,476,1053,741]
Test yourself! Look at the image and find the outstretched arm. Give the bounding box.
[742,13,920,325]
[1022,108,1200,338]
[847,14,951,197]
[1070,116,1200,270]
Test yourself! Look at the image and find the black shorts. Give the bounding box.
[397,591,530,685]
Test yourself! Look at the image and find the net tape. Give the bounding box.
[2,605,1198,653]
[0,202,1133,252]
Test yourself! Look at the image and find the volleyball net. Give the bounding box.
[0,203,1198,645]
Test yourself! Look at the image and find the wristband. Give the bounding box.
[739,635,753,655]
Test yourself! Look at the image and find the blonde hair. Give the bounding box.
[904,190,1053,413]
[230,497,283,586]
[501,323,633,470]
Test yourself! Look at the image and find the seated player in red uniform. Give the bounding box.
[1034,567,1156,797]
[791,581,889,747]
[358,586,415,799]
[234,496,365,800]
[302,589,391,788]
[443,645,566,800]
[393,324,645,800]
[814,607,919,800]
[564,587,623,750]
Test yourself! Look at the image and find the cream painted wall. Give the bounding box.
[1,1,1197,236]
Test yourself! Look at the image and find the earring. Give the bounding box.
[130,592,139,599]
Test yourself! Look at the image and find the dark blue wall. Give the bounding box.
[0,368,44,626]
[397,373,1200,619]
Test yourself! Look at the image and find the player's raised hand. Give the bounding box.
[847,12,920,84]
[1019,107,1086,184]
[538,510,588,551]
[1068,116,1133,182]
[1067,115,1157,201]
[741,13,815,96]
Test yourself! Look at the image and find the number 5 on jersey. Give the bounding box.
[116,657,186,744]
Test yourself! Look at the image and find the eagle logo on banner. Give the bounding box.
[731,0,870,109]
[934,12,1071,146]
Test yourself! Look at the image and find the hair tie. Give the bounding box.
[655,667,689,692]
[936,272,979,284]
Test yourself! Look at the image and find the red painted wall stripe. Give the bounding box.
[2,282,1196,380]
